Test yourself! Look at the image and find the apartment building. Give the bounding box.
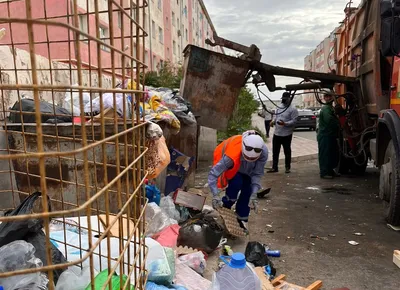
[0,0,223,74]
[302,29,337,108]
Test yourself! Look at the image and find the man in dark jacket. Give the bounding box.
[317,94,341,179]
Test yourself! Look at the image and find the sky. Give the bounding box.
[203,0,362,100]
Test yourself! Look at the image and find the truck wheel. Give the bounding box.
[349,155,368,175]
[380,140,400,225]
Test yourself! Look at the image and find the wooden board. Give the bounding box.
[394,250,400,269]
[254,267,275,290]
[272,274,322,290]
[99,214,136,238]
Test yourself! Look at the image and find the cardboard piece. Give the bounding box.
[176,245,199,256]
[173,189,206,211]
[99,214,136,238]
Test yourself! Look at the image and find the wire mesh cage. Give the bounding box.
[0,0,149,289]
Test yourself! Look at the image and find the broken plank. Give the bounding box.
[394,250,400,269]
[306,280,323,290]
[254,267,274,290]
[272,274,286,286]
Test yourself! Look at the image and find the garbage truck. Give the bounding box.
[180,0,400,225]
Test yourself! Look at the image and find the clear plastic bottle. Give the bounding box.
[212,253,261,290]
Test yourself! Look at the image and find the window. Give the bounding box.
[177,17,179,27]
[151,21,156,39]
[99,26,109,51]
[185,28,188,41]
[178,44,181,55]
[158,26,163,43]
[79,15,88,41]
[160,60,164,69]
[173,41,176,55]
[184,5,187,18]
[130,8,136,20]
[145,51,149,65]
[172,12,175,26]
[117,11,122,28]
[153,55,157,71]
[177,0,179,4]
[144,13,148,31]
[167,47,170,59]
[166,17,169,29]
[158,0,162,10]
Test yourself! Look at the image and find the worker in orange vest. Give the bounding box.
[208,130,268,230]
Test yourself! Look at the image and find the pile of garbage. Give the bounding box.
[8,81,195,137]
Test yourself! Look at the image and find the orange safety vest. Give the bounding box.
[213,135,242,189]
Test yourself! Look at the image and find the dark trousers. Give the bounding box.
[317,135,339,177]
[222,172,252,221]
[272,134,293,170]
[264,120,271,137]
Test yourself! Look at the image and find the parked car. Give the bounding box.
[295,109,317,131]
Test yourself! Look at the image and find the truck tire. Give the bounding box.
[381,140,400,226]
[349,155,368,175]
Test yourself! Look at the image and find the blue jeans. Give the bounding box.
[222,172,252,221]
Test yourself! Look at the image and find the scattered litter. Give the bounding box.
[387,224,400,232]
[311,243,315,246]
[328,234,336,237]
[266,224,273,228]
[268,230,275,233]
[354,232,365,236]
[310,234,318,239]
[306,186,320,191]
[262,208,268,212]
[308,197,312,200]
[319,237,329,241]
[348,241,359,246]
[325,205,330,208]
[394,250,400,269]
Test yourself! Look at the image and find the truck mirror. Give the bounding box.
[381,0,400,57]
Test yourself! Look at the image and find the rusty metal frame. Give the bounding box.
[0,0,149,289]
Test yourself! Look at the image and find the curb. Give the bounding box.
[265,153,318,168]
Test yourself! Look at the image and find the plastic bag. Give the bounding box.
[146,282,187,290]
[85,269,133,290]
[147,136,171,180]
[177,212,224,254]
[0,240,48,290]
[178,252,206,275]
[145,203,177,237]
[244,242,276,276]
[84,92,132,118]
[146,184,161,205]
[63,86,91,116]
[146,122,163,140]
[175,261,212,290]
[0,192,67,285]
[160,196,180,221]
[56,266,91,290]
[146,238,173,285]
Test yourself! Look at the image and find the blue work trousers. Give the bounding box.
[222,172,252,221]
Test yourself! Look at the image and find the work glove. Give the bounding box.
[248,199,259,214]
[212,196,223,209]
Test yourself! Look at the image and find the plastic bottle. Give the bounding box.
[266,250,281,257]
[213,253,261,290]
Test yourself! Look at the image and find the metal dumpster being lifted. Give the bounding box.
[180,45,250,130]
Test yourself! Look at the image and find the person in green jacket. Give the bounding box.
[317,94,341,179]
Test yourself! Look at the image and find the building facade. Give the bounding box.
[0,0,223,74]
[302,29,337,108]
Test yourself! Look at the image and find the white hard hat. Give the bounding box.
[242,131,264,161]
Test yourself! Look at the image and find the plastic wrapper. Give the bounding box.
[145,203,177,237]
[175,261,211,290]
[160,196,180,221]
[0,240,47,290]
[56,266,92,290]
[178,252,206,275]
[244,242,276,276]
